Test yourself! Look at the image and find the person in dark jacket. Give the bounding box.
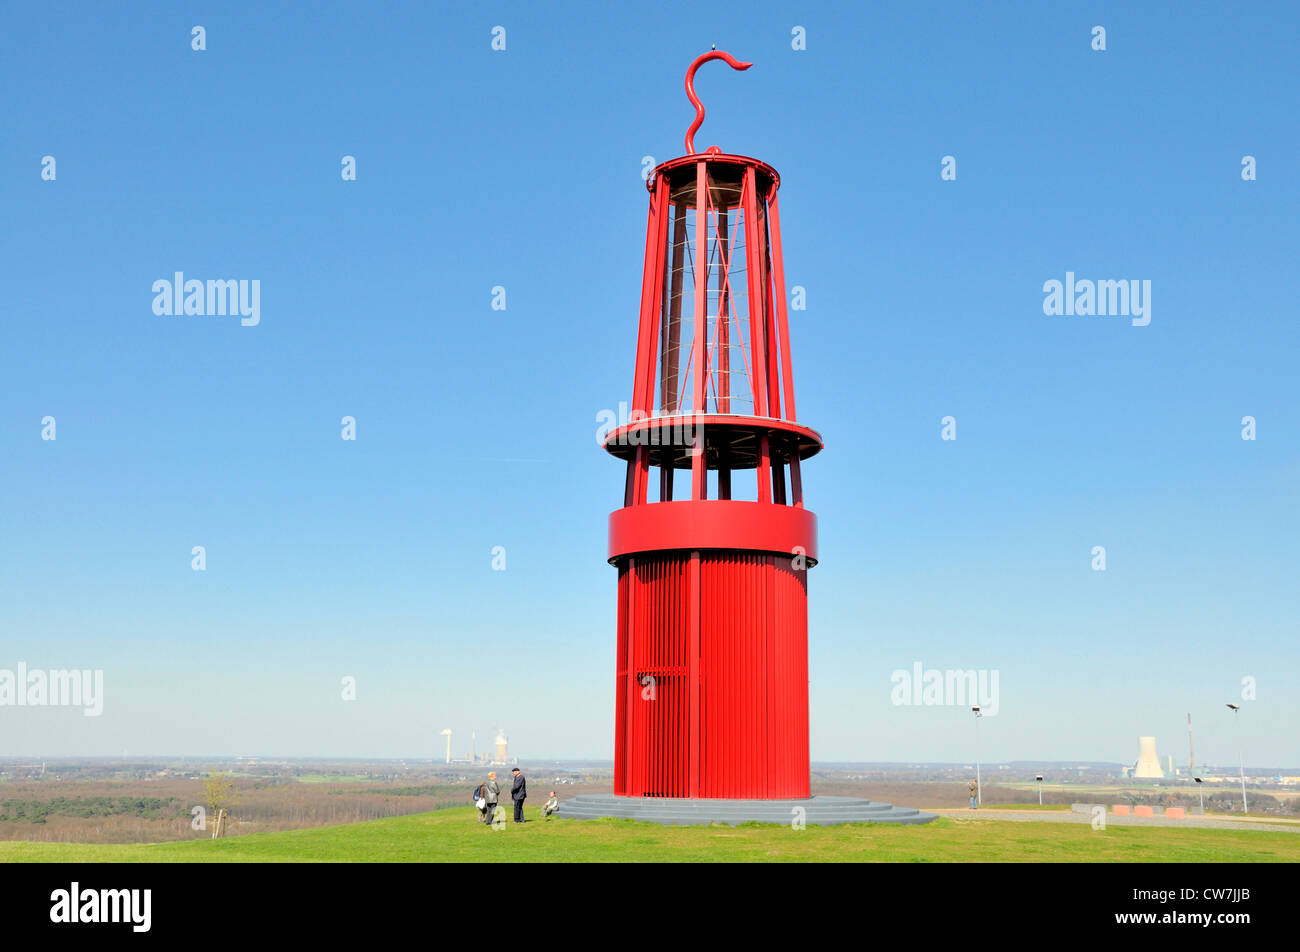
[510,767,527,823]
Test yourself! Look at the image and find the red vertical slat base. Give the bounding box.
[614,549,810,800]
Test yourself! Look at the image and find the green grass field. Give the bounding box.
[2,807,1296,862]
[292,774,374,784]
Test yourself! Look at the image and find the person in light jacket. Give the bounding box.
[510,767,527,823]
[484,772,501,825]
[542,791,559,821]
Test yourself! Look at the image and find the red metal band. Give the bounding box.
[608,500,817,564]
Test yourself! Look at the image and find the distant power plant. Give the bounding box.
[1134,736,1164,778]
[440,727,516,766]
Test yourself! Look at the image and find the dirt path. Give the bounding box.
[930,808,1300,834]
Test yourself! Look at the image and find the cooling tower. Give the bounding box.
[1134,736,1164,778]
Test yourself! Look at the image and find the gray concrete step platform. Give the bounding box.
[557,794,937,826]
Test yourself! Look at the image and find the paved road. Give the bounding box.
[931,808,1300,834]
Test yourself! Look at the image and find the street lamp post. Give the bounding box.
[972,706,983,806]
[1193,777,1205,813]
[1226,703,1247,814]
[1036,774,1044,806]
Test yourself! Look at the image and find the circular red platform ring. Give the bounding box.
[648,153,782,195]
[603,414,823,470]
[608,500,817,565]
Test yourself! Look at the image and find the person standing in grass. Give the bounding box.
[484,772,501,826]
[968,779,979,810]
[510,767,527,823]
[474,781,488,823]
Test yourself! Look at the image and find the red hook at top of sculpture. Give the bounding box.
[684,50,752,155]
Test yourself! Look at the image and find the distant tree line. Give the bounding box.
[0,797,187,824]
[330,784,452,798]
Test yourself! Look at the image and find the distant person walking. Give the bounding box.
[968,779,979,810]
[484,772,501,825]
[510,767,527,823]
[542,791,559,821]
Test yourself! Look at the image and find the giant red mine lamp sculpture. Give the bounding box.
[602,51,822,799]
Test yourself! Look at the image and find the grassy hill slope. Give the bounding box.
[2,807,1297,863]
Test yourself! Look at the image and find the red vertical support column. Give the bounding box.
[639,174,671,418]
[742,167,771,503]
[717,207,731,414]
[757,193,781,422]
[630,174,671,507]
[741,171,766,420]
[766,187,797,423]
[690,161,709,501]
[716,205,732,500]
[661,203,687,502]
[627,189,660,508]
[767,186,801,506]
[761,185,784,504]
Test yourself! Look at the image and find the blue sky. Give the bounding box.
[1,1,1295,767]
